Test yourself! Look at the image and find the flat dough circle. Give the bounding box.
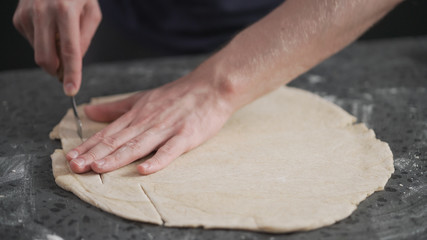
[50,87,394,233]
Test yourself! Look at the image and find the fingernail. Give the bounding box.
[64,83,74,95]
[72,158,84,168]
[68,150,79,159]
[94,159,105,167]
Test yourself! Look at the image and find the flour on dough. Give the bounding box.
[50,87,394,233]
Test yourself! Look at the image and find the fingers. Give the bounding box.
[13,2,35,47]
[67,94,143,164]
[66,111,135,161]
[84,94,140,122]
[13,0,102,94]
[57,4,82,96]
[69,125,144,173]
[33,7,59,76]
[80,0,102,56]
[12,6,24,36]
[90,127,174,173]
[137,135,190,175]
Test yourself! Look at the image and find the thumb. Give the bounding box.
[84,94,140,122]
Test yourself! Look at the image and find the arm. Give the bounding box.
[67,0,403,175]
[203,0,404,110]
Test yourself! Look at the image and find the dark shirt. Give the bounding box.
[100,0,282,54]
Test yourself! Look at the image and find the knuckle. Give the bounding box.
[100,136,119,151]
[93,131,106,141]
[61,40,80,58]
[125,139,140,151]
[31,0,43,13]
[150,155,162,166]
[108,155,118,163]
[153,122,168,131]
[179,124,195,137]
[18,13,31,30]
[144,102,156,111]
[85,151,98,161]
[92,9,102,23]
[158,144,174,158]
[35,54,56,73]
[56,1,70,14]
[13,8,31,30]
[12,12,21,28]
[34,53,47,67]
[144,128,157,137]
[32,0,49,17]
[105,155,118,168]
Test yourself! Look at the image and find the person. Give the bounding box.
[13,0,403,175]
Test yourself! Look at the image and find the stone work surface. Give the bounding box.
[0,37,426,240]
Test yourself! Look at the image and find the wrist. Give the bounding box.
[190,47,248,113]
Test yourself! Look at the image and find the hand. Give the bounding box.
[13,0,102,96]
[65,76,233,175]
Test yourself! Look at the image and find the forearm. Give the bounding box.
[196,0,403,110]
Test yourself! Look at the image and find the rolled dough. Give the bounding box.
[50,87,394,233]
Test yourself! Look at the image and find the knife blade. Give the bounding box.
[70,95,83,140]
[56,34,83,141]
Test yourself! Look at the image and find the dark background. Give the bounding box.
[0,0,426,72]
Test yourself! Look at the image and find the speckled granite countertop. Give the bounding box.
[0,37,426,240]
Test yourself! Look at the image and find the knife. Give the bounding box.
[55,34,83,141]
